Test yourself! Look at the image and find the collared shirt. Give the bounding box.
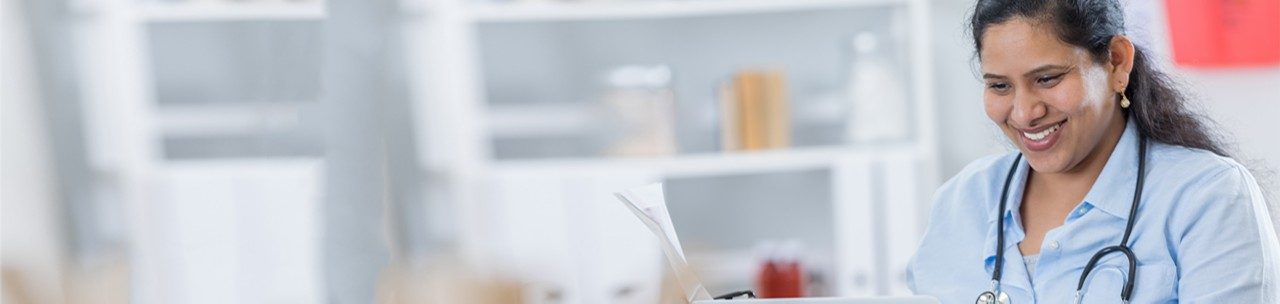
[907,121,1280,303]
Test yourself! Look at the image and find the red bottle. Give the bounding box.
[756,259,806,298]
[755,241,807,299]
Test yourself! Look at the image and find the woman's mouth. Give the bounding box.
[1020,121,1063,152]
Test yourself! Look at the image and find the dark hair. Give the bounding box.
[969,0,1229,157]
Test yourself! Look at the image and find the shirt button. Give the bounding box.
[1050,241,1061,250]
[1077,208,1088,215]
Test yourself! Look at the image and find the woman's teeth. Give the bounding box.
[1022,123,1061,141]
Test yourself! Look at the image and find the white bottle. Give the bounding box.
[844,32,910,144]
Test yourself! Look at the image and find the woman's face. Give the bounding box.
[979,18,1124,174]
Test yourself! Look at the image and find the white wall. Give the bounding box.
[1180,69,1280,187]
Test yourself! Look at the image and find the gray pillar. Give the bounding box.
[319,0,410,301]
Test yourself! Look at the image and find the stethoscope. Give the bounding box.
[976,134,1148,304]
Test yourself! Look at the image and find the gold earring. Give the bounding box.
[1120,92,1131,108]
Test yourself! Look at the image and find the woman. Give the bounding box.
[906,0,1280,303]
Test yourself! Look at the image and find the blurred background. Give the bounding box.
[2,0,1277,303]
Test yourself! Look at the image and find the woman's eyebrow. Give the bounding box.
[982,64,1072,80]
[1023,64,1072,77]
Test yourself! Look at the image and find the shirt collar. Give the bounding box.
[982,154,1029,281]
[1080,119,1142,219]
[985,153,1031,225]
[981,160,1031,293]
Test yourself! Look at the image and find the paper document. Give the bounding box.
[615,183,713,303]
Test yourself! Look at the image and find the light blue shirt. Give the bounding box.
[907,121,1280,303]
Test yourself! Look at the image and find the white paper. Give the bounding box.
[615,183,713,303]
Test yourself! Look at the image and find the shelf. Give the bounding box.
[492,143,917,178]
[686,249,839,295]
[139,2,326,23]
[157,102,309,137]
[488,104,596,138]
[686,249,757,289]
[468,0,905,23]
[163,157,322,171]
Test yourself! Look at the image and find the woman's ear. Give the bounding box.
[1108,35,1136,91]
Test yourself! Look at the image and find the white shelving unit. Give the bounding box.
[69,0,325,303]
[405,0,940,299]
[72,0,327,154]
[69,0,942,300]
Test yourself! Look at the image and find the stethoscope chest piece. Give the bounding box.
[975,290,1010,304]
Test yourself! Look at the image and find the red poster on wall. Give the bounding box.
[1164,0,1280,68]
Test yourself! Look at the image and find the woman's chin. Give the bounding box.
[1005,131,1072,173]
[1024,152,1070,174]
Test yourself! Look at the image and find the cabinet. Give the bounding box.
[404,0,941,299]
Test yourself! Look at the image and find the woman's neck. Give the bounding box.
[1018,116,1127,255]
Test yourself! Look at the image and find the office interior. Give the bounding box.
[2,0,1278,303]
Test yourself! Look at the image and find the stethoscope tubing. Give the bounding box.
[983,134,1147,304]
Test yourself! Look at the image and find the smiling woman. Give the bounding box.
[905,0,1280,303]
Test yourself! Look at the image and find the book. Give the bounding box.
[719,70,791,151]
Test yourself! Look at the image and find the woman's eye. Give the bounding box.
[1036,74,1064,85]
[988,83,1011,92]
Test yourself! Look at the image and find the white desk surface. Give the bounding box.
[694,296,939,304]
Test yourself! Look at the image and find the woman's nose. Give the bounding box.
[1010,90,1047,126]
